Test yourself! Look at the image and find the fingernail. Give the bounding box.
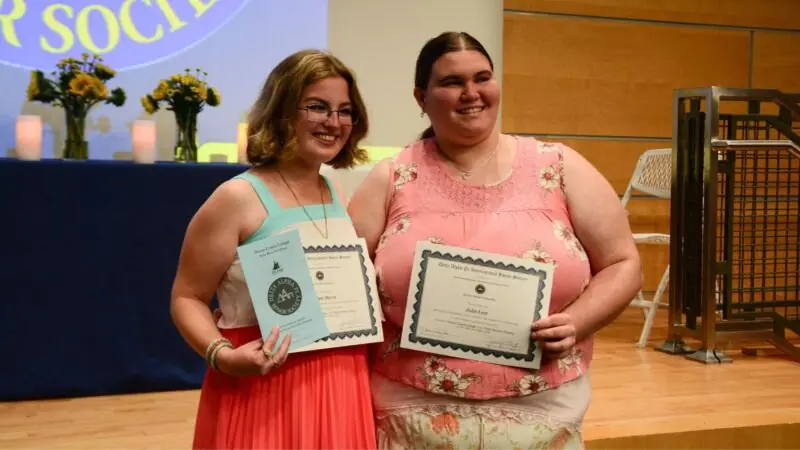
[271,325,279,334]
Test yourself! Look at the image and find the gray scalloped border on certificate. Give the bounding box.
[304,243,380,341]
[407,249,548,363]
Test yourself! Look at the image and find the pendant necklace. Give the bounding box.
[277,170,329,239]
[439,142,500,180]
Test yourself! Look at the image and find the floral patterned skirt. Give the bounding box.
[372,373,590,450]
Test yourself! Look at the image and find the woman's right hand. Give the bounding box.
[215,326,292,377]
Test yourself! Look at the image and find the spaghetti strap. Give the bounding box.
[321,174,344,208]
[235,172,281,214]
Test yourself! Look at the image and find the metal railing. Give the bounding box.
[659,87,800,363]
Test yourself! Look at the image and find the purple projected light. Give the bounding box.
[0,0,251,71]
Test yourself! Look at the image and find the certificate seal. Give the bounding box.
[267,277,303,315]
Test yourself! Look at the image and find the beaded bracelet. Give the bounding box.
[209,342,233,371]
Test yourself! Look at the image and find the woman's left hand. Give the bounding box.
[531,313,577,359]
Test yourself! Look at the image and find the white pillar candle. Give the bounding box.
[131,120,157,163]
[15,115,42,161]
[237,123,248,164]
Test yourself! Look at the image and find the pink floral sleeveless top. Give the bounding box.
[371,136,593,400]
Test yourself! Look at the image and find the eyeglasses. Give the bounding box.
[298,104,357,125]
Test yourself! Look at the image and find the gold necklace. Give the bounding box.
[439,142,500,180]
[277,170,329,239]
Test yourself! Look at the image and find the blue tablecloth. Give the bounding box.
[0,158,246,401]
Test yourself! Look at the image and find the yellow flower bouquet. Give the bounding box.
[26,53,126,159]
[141,69,221,162]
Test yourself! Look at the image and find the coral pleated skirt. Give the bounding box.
[192,325,377,449]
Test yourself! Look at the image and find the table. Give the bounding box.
[0,158,246,401]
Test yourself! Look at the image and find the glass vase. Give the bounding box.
[173,111,198,162]
[63,111,88,160]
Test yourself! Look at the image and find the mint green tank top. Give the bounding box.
[234,171,351,245]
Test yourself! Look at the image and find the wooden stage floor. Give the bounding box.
[1,308,799,449]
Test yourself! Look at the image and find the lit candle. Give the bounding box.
[236,123,248,164]
[131,120,157,163]
[15,115,42,161]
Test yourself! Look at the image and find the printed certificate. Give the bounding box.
[400,242,554,369]
[294,237,384,352]
[237,229,330,352]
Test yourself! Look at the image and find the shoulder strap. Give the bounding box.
[234,172,281,214]
[321,174,344,208]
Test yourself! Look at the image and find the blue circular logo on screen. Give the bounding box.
[0,0,251,71]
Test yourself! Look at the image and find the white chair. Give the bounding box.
[620,148,672,348]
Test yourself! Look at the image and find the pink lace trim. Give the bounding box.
[397,137,565,214]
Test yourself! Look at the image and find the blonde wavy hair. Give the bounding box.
[245,49,369,168]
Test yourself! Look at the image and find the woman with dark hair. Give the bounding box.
[349,32,642,448]
[171,49,376,449]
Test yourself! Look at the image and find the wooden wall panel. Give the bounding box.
[501,2,800,297]
[502,14,750,137]
[752,32,800,92]
[504,0,800,31]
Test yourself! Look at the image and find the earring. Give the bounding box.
[420,111,425,118]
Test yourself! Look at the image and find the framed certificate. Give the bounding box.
[400,242,554,369]
[293,237,385,352]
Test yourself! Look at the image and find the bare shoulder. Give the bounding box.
[203,177,256,214]
[362,157,393,188]
[561,144,592,173]
[560,145,614,192]
[350,140,423,209]
[191,175,266,235]
[347,157,392,204]
[347,157,394,252]
[172,176,263,302]
[559,143,635,266]
[559,144,618,204]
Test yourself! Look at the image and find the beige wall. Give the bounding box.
[328,0,504,148]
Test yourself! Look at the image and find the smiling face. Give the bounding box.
[416,49,500,145]
[292,76,355,165]
[245,49,368,169]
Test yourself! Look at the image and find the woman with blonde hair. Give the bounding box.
[348,32,642,448]
[170,49,376,449]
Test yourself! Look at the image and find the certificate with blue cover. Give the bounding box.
[400,242,554,369]
[237,229,330,352]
